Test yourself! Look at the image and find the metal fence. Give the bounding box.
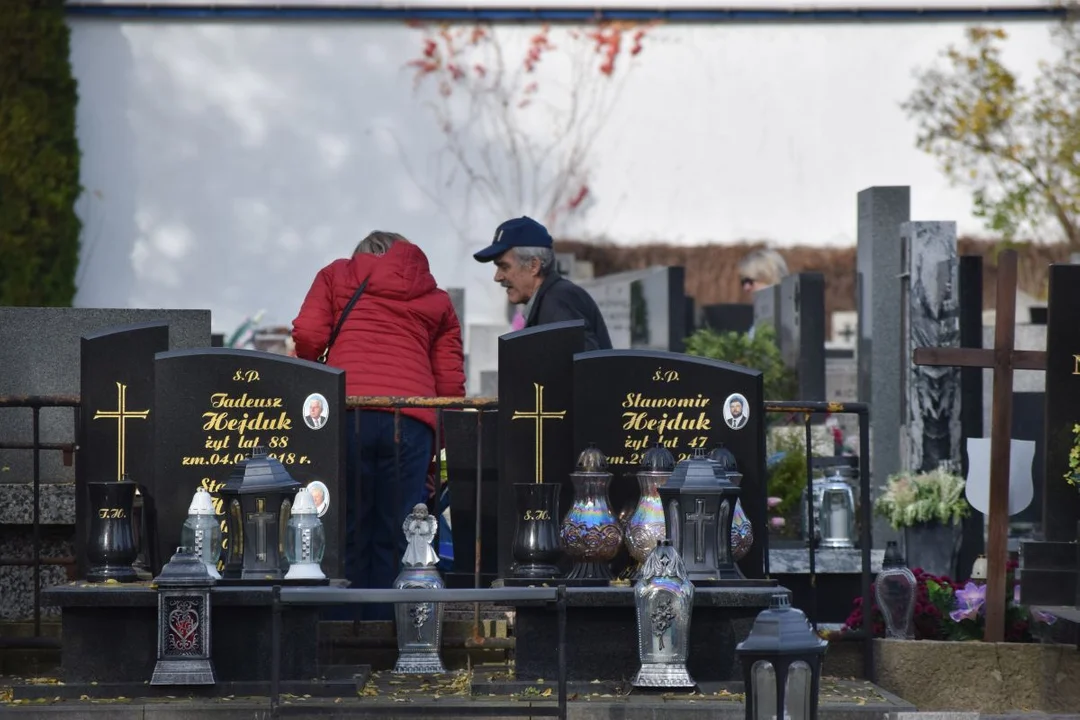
[0,394,872,678]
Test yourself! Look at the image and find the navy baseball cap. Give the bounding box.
[473,216,553,262]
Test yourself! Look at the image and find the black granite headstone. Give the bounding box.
[152,348,346,578]
[778,273,826,401]
[572,350,766,577]
[497,320,585,578]
[1012,392,1046,526]
[1043,264,1080,542]
[957,255,985,575]
[77,322,170,579]
[701,303,754,335]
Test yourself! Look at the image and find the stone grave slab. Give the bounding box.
[572,349,766,578]
[152,349,346,579]
[579,266,687,352]
[701,303,754,334]
[901,221,960,474]
[496,320,585,578]
[856,186,910,543]
[76,322,169,578]
[778,272,826,401]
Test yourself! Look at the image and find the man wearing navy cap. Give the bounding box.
[474,216,612,351]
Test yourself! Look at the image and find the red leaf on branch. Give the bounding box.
[448,63,464,80]
[567,185,590,209]
[423,39,437,58]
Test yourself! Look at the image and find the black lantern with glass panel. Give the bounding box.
[219,447,301,581]
[735,593,828,720]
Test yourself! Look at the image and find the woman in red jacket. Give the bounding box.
[292,231,465,619]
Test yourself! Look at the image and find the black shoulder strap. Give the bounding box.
[318,276,369,363]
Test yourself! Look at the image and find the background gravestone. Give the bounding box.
[152,349,346,578]
[856,186,911,545]
[579,267,687,352]
[778,273,826,401]
[0,308,209,622]
[901,221,961,474]
[77,322,169,578]
[497,321,585,578]
[701,303,754,335]
[572,350,766,578]
[752,283,780,339]
[1042,264,1080,542]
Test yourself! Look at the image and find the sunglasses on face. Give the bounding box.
[741,277,756,289]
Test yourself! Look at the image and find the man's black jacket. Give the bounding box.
[524,272,613,351]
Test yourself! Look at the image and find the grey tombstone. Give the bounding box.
[856,187,910,542]
[0,308,210,621]
[900,221,961,473]
[579,266,687,352]
[778,273,826,401]
[446,287,466,330]
[701,304,754,335]
[752,284,780,340]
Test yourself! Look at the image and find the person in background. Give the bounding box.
[737,248,789,300]
[473,216,612,351]
[292,231,465,619]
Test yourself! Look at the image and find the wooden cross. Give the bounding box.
[912,249,1046,642]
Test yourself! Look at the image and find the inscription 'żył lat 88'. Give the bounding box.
[152,348,346,579]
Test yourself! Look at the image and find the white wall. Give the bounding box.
[68,11,1058,335]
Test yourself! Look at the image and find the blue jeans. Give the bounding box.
[342,410,433,621]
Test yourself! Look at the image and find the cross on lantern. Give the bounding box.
[912,249,1046,643]
[685,498,716,564]
[246,497,276,563]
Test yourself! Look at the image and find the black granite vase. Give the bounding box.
[512,483,562,578]
[86,479,139,583]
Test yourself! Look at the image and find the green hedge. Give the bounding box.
[0,1,82,307]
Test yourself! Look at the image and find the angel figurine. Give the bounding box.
[402,503,439,567]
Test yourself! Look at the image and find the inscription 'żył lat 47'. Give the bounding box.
[912,249,1046,644]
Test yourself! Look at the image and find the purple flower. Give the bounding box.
[767,496,783,509]
[769,517,786,529]
[1032,609,1058,625]
[949,581,986,622]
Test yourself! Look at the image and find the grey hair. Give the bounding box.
[513,246,556,277]
[354,231,408,257]
[737,248,789,287]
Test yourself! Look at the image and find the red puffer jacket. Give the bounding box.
[291,242,466,430]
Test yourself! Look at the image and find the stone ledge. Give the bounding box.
[770,548,884,574]
[874,638,1080,713]
[0,483,75,525]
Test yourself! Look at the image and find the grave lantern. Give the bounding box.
[632,539,695,688]
[560,444,623,581]
[625,443,676,566]
[658,447,743,584]
[875,540,916,639]
[150,547,216,686]
[219,447,301,581]
[736,593,827,720]
[284,487,327,581]
[180,488,222,579]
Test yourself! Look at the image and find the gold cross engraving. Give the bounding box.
[511,383,566,484]
[93,382,150,482]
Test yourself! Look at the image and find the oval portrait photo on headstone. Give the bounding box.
[306,480,330,517]
[302,392,329,430]
[723,393,749,430]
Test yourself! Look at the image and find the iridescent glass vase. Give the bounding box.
[625,444,675,566]
[633,539,695,688]
[710,444,754,562]
[875,540,916,639]
[560,444,623,581]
